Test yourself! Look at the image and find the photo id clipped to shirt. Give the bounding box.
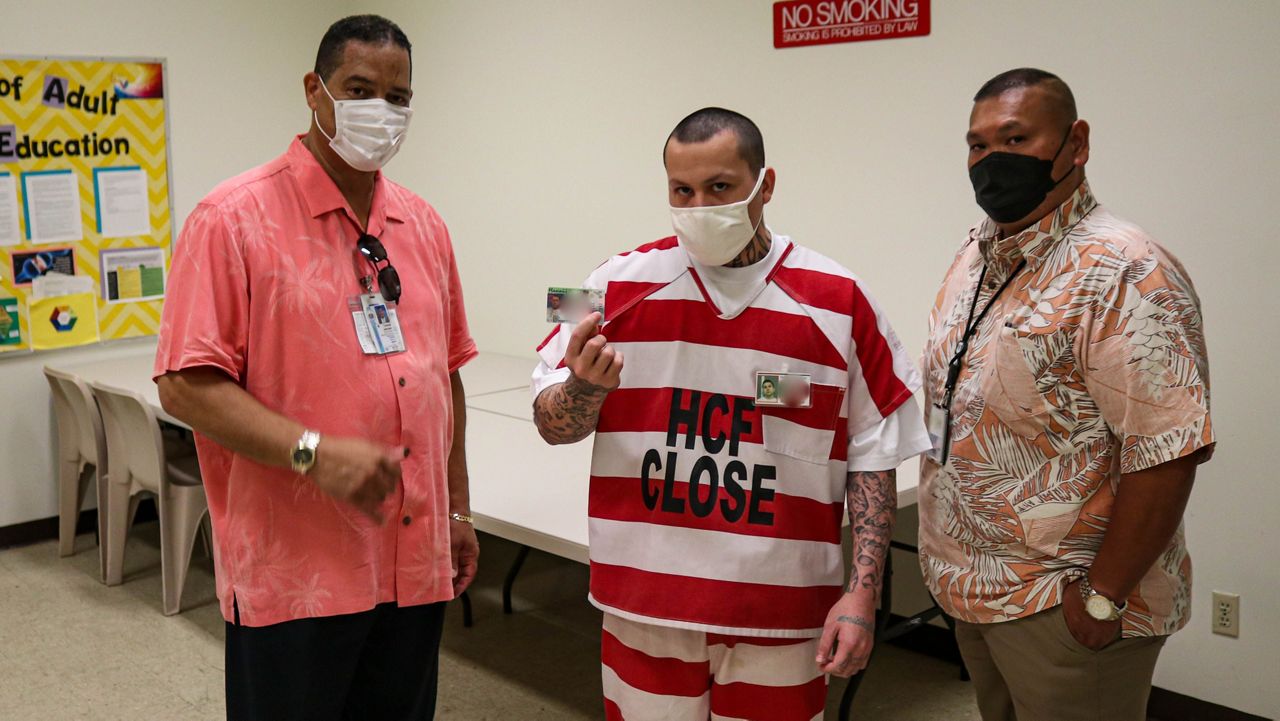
[755,371,812,409]
[348,291,406,355]
[925,401,952,465]
[547,287,605,324]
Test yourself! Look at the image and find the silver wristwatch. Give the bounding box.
[290,430,321,475]
[1079,576,1126,622]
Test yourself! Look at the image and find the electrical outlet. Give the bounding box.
[1212,591,1240,638]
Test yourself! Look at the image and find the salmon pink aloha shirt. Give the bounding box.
[155,137,477,627]
[919,181,1214,638]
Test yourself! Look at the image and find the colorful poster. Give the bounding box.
[100,246,164,302]
[0,56,171,354]
[29,292,99,349]
[11,247,74,284]
[0,296,19,346]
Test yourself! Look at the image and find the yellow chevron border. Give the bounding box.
[1,56,171,355]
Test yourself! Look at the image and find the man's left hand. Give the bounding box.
[1062,579,1122,651]
[450,516,479,597]
[817,592,877,677]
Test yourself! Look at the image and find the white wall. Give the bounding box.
[376,1,1278,716]
[0,0,343,526]
[3,0,1276,716]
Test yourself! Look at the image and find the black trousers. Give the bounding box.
[225,601,448,721]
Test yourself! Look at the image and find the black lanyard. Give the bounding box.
[942,259,1027,407]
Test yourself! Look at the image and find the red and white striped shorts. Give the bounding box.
[601,613,827,721]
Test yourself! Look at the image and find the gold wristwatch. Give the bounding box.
[1080,576,1127,622]
[290,430,321,475]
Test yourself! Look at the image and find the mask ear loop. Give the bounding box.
[744,168,768,239]
[1046,123,1077,187]
[314,77,340,143]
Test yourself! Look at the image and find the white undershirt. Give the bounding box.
[688,228,786,319]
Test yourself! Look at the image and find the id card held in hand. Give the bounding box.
[547,287,605,324]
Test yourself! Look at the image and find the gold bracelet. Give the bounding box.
[449,512,473,524]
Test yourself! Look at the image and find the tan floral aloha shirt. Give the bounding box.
[919,181,1214,637]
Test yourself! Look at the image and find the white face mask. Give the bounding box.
[670,170,767,266]
[315,78,413,172]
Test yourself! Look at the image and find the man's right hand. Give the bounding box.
[307,436,403,523]
[533,312,622,445]
[564,312,623,391]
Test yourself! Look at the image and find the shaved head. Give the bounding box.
[665,107,765,174]
[975,68,1077,129]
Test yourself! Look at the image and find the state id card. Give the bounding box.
[547,287,605,324]
[348,292,406,355]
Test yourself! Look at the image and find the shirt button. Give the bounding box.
[398,377,406,387]
[402,515,412,526]
[403,447,411,458]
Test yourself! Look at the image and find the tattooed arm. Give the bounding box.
[533,312,623,445]
[846,469,898,602]
[534,374,612,444]
[816,469,897,678]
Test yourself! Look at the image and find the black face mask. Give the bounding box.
[968,128,1073,224]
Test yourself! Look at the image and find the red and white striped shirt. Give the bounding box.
[534,234,921,637]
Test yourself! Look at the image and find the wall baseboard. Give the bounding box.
[0,501,158,550]
[881,613,1271,721]
[1148,687,1271,721]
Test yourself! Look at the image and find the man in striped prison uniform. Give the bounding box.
[532,107,931,720]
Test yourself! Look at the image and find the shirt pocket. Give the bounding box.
[760,385,846,464]
[983,322,1056,440]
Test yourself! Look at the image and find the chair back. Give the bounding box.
[44,367,106,467]
[90,381,166,494]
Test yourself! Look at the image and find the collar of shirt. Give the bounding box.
[687,229,792,319]
[285,134,406,237]
[972,180,1099,274]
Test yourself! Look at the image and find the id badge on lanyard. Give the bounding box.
[926,400,953,465]
[348,291,406,355]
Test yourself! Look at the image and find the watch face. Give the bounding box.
[1086,594,1114,621]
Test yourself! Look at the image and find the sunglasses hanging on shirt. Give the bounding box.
[356,234,402,305]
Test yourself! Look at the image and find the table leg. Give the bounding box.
[939,612,968,681]
[460,590,474,628]
[503,545,532,615]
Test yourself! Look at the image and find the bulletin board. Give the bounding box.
[0,56,172,354]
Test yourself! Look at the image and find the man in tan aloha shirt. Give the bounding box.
[919,67,1215,721]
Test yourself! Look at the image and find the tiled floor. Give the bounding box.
[0,524,982,720]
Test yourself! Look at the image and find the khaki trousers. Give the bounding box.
[953,606,1166,721]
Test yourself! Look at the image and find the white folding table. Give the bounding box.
[43,347,946,718]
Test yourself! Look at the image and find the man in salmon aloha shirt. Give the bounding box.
[155,15,478,721]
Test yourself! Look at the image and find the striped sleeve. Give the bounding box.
[846,282,921,436]
[772,249,922,439]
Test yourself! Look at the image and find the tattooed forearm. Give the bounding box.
[845,470,897,601]
[533,374,609,445]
